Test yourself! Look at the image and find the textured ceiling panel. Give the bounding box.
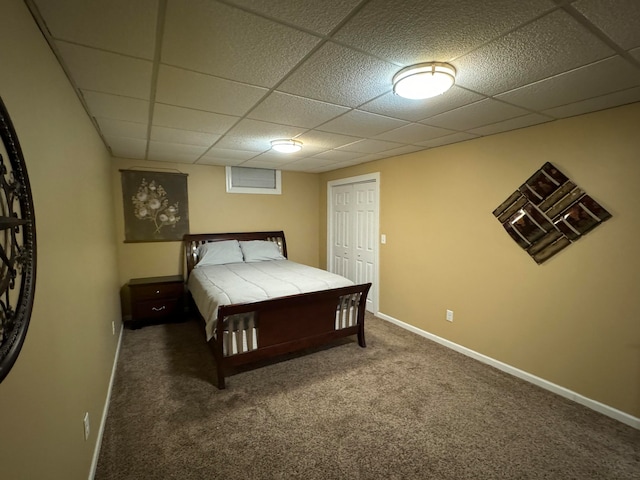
[375,123,455,144]
[496,56,640,112]
[34,0,158,59]
[155,66,268,116]
[162,0,321,87]
[95,118,147,139]
[277,42,398,107]
[56,42,153,99]
[468,113,552,136]
[224,0,363,36]
[147,141,208,163]
[360,87,486,122]
[150,126,221,147]
[455,9,615,96]
[26,0,640,172]
[422,99,530,132]
[542,86,640,119]
[247,92,350,129]
[317,110,408,137]
[82,91,149,124]
[574,0,640,50]
[152,104,238,135]
[333,0,557,65]
[104,136,147,159]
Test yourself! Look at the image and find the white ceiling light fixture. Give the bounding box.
[392,62,456,100]
[271,139,303,153]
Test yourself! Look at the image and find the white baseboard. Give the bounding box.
[376,311,640,431]
[89,322,124,480]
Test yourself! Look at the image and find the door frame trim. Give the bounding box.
[327,172,380,314]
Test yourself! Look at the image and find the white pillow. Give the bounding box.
[239,240,286,262]
[195,240,244,267]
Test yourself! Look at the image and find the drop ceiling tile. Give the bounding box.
[359,87,485,122]
[152,104,238,134]
[542,86,640,118]
[147,141,207,163]
[282,158,341,170]
[104,136,147,159]
[56,42,152,99]
[150,126,220,147]
[311,150,364,162]
[353,153,390,163]
[279,161,318,172]
[198,147,259,165]
[34,0,158,59]
[422,99,530,131]
[376,145,427,157]
[240,157,294,169]
[201,147,260,162]
[311,162,348,173]
[155,65,268,116]
[82,91,149,123]
[223,0,361,35]
[468,113,553,136]
[317,110,408,137]
[295,130,363,150]
[277,42,398,107]
[417,132,479,148]
[95,118,147,139]
[333,0,555,65]
[375,123,456,143]
[574,0,640,50]
[162,0,320,87]
[248,92,350,129]
[337,139,404,154]
[454,9,614,96]
[213,120,307,153]
[496,56,640,111]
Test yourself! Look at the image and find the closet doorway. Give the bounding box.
[327,173,379,313]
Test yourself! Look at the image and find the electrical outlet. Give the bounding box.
[83,412,90,440]
[446,309,454,322]
[381,234,386,244]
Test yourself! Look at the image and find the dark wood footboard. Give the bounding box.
[211,282,371,388]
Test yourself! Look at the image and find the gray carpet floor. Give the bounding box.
[95,313,640,479]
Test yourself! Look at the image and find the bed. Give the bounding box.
[183,231,371,389]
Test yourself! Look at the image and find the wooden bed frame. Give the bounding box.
[183,231,371,389]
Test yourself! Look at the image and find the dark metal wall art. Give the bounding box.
[493,162,611,264]
[0,97,37,383]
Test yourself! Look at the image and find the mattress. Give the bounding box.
[188,260,354,341]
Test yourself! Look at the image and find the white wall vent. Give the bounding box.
[225,166,282,195]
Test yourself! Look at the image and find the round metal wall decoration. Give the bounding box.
[0,97,37,383]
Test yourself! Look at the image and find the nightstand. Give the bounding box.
[127,275,185,328]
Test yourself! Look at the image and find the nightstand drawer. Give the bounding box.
[132,298,180,320]
[127,275,185,326]
[130,282,183,300]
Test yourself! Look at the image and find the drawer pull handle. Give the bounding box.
[152,306,166,312]
[155,290,160,294]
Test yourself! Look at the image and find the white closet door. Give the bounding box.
[331,184,353,280]
[353,182,376,311]
[329,176,378,313]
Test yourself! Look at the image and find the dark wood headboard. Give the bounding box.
[183,231,288,277]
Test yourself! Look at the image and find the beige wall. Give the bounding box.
[321,102,640,419]
[112,158,320,290]
[0,1,121,479]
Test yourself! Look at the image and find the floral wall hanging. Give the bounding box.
[120,170,189,242]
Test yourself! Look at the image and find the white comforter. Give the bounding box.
[188,260,354,341]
